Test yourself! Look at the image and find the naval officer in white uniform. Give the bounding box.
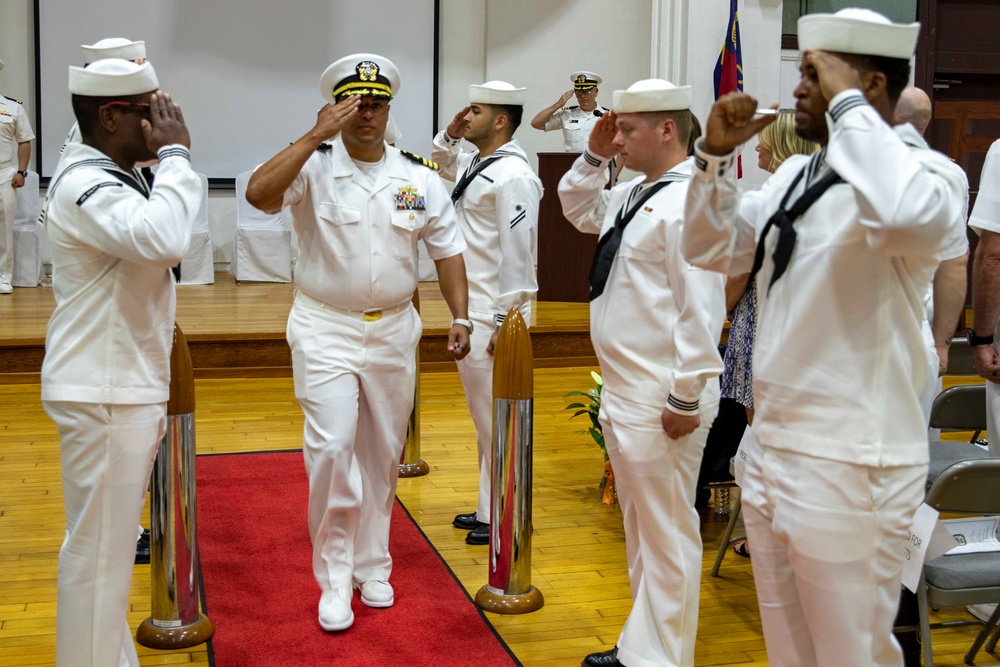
[0,58,34,294]
[532,71,609,153]
[245,53,471,633]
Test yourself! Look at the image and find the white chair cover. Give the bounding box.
[231,169,291,283]
[12,171,44,287]
[178,173,215,284]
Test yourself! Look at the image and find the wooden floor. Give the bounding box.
[0,370,994,666]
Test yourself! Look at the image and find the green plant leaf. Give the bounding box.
[564,390,588,398]
[569,410,591,420]
[564,402,587,410]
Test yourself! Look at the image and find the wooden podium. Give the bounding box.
[536,152,597,303]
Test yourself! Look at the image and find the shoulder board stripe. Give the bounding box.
[399,150,439,171]
[4,95,24,104]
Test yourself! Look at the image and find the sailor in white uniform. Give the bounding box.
[42,59,201,667]
[682,10,968,666]
[560,79,726,667]
[432,81,543,545]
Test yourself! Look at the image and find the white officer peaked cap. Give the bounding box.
[321,53,400,104]
[798,8,920,59]
[571,71,602,90]
[81,38,146,65]
[613,79,692,113]
[69,59,159,96]
[469,80,527,106]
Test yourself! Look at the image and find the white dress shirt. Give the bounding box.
[545,105,608,153]
[431,133,542,321]
[682,90,968,466]
[41,142,201,404]
[560,152,726,413]
[283,137,466,311]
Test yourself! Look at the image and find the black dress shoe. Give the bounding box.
[135,529,151,565]
[582,645,621,667]
[465,523,490,545]
[453,512,487,530]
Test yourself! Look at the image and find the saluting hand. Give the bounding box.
[142,92,191,152]
[587,110,618,158]
[702,92,775,156]
[557,90,575,106]
[446,106,471,140]
[803,49,865,103]
[313,96,361,141]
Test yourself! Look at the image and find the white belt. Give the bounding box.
[296,291,411,322]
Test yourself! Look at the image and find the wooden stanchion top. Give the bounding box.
[492,309,533,400]
[167,324,195,415]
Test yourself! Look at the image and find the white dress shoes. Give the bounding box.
[358,580,394,608]
[318,585,354,631]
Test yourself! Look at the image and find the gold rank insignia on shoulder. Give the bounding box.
[316,142,333,151]
[395,186,426,211]
[3,95,23,104]
[643,206,654,212]
[399,150,439,171]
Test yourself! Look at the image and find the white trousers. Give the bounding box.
[287,296,421,592]
[0,166,15,283]
[740,439,927,667]
[601,390,718,667]
[44,401,165,667]
[456,308,528,523]
[984,380,1000,456]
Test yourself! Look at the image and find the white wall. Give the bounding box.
[3,0,791,270]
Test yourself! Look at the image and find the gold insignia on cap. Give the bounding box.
[357,61,379,82]
[576,74,587,85]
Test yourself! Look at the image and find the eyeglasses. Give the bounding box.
[100,101,152,114]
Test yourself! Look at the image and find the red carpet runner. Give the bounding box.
[196,450,520,667]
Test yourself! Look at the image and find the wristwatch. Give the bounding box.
[452,318,474,334]
[15,170,27,177]
[967,330,994,347]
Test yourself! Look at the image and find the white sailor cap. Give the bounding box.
[321,53,399,104]
[81,38,146,65]
[571,71,602,90]
[798,8,920,60]
[469,80,527,106]
[613,79,692,114]
[69,59,159,96]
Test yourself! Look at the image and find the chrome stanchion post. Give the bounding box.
[400,289,429,477]
[475,308,543,614]
[137,324,214,648]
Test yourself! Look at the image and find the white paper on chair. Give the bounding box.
[942,517,1000,555]
[901,503,960,592]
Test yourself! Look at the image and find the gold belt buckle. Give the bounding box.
[363,309,382,322]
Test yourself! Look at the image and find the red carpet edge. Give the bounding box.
[194,449,522,667]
